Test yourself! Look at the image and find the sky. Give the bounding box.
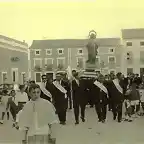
[0,0,144,45]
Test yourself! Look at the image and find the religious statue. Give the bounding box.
[86,30,98,64]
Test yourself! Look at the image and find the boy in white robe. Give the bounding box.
[18,84,58,144]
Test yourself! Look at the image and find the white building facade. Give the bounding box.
[121,29,144,76]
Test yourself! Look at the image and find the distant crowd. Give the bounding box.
[0,71,144,128]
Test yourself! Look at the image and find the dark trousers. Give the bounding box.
[68,92,72,109]
[112,102,123,121]
[95,102,107,121]
[73,102,86,122]
[57,110,66,123]
[10,107,17,121]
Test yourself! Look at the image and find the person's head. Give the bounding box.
[116,72,123,80]
[135,74,139,78]
[74,72,79,79]
[10,90,16,97]
[56,73,62,81]
[105,75,109,81]
[98,74,105,83]
[29,80,35,85]
[19,85,25,92]
[41,74,47,83]
[72,70,77,77]
[2,89,8,96]
[29,84,41,101]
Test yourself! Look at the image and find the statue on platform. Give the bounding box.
[86,30,98,64]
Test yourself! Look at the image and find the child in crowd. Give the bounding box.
[18,84,58,144]
[0,90,10,124]
[139,84,144,115]
[129,82,140,117]
[124,89,133,122]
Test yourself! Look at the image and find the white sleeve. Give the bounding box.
[16,110,23,123]
[39,83,52,98]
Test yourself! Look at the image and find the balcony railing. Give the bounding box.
[34,65,42,72]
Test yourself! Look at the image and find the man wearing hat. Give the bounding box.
[107,72,124,122]
[92,74,109,123]
[50,72,68,125]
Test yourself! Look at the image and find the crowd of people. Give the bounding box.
[0,70,144,143]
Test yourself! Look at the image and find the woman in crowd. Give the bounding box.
[0,90,10,124]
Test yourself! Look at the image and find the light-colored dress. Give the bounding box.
[0,95,10,112]
[18,98,58,144]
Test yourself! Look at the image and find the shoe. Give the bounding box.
[81,117,85,122]
[98,119,102,122]
[113,116,117,120]
[0,120,3,124]
[128,119,133,122]
[60,122,66,125]
[102,120,105,123]
[118,120,122,123]
[75,121,79,125]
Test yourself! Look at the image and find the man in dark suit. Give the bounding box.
[92,74,108,123]
[72,72,87,125]
[39,75,52,102]
[107,72,124,122]
[61,73,71,110]
[49,73,67,125]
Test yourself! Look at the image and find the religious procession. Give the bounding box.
[0,31,144,144]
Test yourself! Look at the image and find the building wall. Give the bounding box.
[121,39,144,76]
[0,47,28,84]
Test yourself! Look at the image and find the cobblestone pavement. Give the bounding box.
[0,106,144,144]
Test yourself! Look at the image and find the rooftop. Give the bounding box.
[30,38,121,49]
[0,35,28,46]
[122,28,144,39]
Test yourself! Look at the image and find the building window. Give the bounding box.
[1,72,7,84]
[45,58,53,71]
[12,68,18,83]
[77,48,83,55]
[126,42,132,46]
[127,68,133,75]
[46,49,52,55]
[58,48,64,55]
[77,57,84,69]
[109,48,114,54]
[35,49,41,55]
[35,72,41,83]
[140,41,144,46]
[108,56,116,63]
[34,58,42,67]
[57,57,65,70]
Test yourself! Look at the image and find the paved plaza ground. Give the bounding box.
[0,106,144,144]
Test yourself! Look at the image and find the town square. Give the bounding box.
[0,1,144,144]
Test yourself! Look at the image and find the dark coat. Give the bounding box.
[91,81,108,105]
[46,81,67,113]
[72,79,88,106]
[107,80,124,103]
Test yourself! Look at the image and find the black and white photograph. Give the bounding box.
[0,0,144,143]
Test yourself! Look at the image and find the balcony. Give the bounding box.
[57,64,64,71]
[44,64,53,71]
[34,65,42,72]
